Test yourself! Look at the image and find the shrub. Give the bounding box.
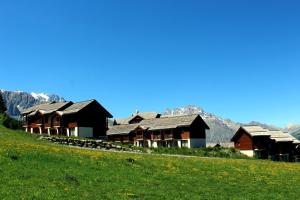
[63,173,80,186]
[6,149,20,160]
[0,114,22,130]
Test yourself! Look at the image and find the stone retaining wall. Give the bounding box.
[40,136,142,153]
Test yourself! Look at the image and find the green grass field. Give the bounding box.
[0,126,300,200]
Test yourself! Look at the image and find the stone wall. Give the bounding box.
[40,136,142,153]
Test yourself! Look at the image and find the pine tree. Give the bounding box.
[0,92,7,114]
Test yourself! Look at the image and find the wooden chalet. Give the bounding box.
[231,125,300,160]
[21,100,113,138]
[108,112,210,148]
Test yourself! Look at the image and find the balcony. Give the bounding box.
[135,135,143,140]
[44,123,51,128]
[152,134,162,141]
[163,133,174,140]
[52,121,61,127]
[29,123,41,128]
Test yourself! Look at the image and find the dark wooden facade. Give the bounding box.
[22,100,112,138]
[62,101,111,137]
[108,115,209,148]
[232,127,300,160]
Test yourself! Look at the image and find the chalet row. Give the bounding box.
[21,102,210,149]
[107,112,210,148]
[231,125,300,160]
[22,99,300,156]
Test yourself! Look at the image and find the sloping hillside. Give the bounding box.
[0,125,300,199]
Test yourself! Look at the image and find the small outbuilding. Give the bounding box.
[231,125,300,160]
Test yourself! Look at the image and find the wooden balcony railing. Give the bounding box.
[152,134,162,140]
[163,133,173,140]
[29,123,41,128]
[53,121,61,127]
[32,120,43,124]
[44,123,51,128]
[135,135,143,140]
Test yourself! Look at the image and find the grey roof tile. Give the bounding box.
[108,114,208,135]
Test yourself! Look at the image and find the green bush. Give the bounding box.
[0,114,22,130]
[6,149,20,160]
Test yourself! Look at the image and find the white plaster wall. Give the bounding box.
[147,140,151,148]
[78,127,93,138]
[152,141,158,148]
[177,140,182,148]
[240,150,254,157]
[190,138,206,148]
[69,127,78,137]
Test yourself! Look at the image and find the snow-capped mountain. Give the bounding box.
[30,92,65,103]
[0,89,66,117]
[31,92,51,102]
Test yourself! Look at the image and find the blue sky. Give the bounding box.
[0,0,300,127]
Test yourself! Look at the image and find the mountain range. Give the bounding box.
[0,89,65,117]
[1,89,299,143]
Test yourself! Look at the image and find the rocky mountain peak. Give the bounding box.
[0,90,65,117]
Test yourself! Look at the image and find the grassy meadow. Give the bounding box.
[0,125,300,199]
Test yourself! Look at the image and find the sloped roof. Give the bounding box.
[22,99,113,118]
[232,125,300,144]
[269,130,300,143]
[115,112,160,125]
[107,124,141,135]
[138,112,160,119]
[22,102,72,115]
[61,100,94,115]
[241,126,270,136]
[115,118,130,125]
[108,114,209,135]
[140,114,204,131]
[60,99,113,117]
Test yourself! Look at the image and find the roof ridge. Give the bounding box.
[159,113,199,118]
[72,99,95,104]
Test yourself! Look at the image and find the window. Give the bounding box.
[70,128,76,137]
[181,140,189,148]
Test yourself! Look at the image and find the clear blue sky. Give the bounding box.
[0,0,300,127]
